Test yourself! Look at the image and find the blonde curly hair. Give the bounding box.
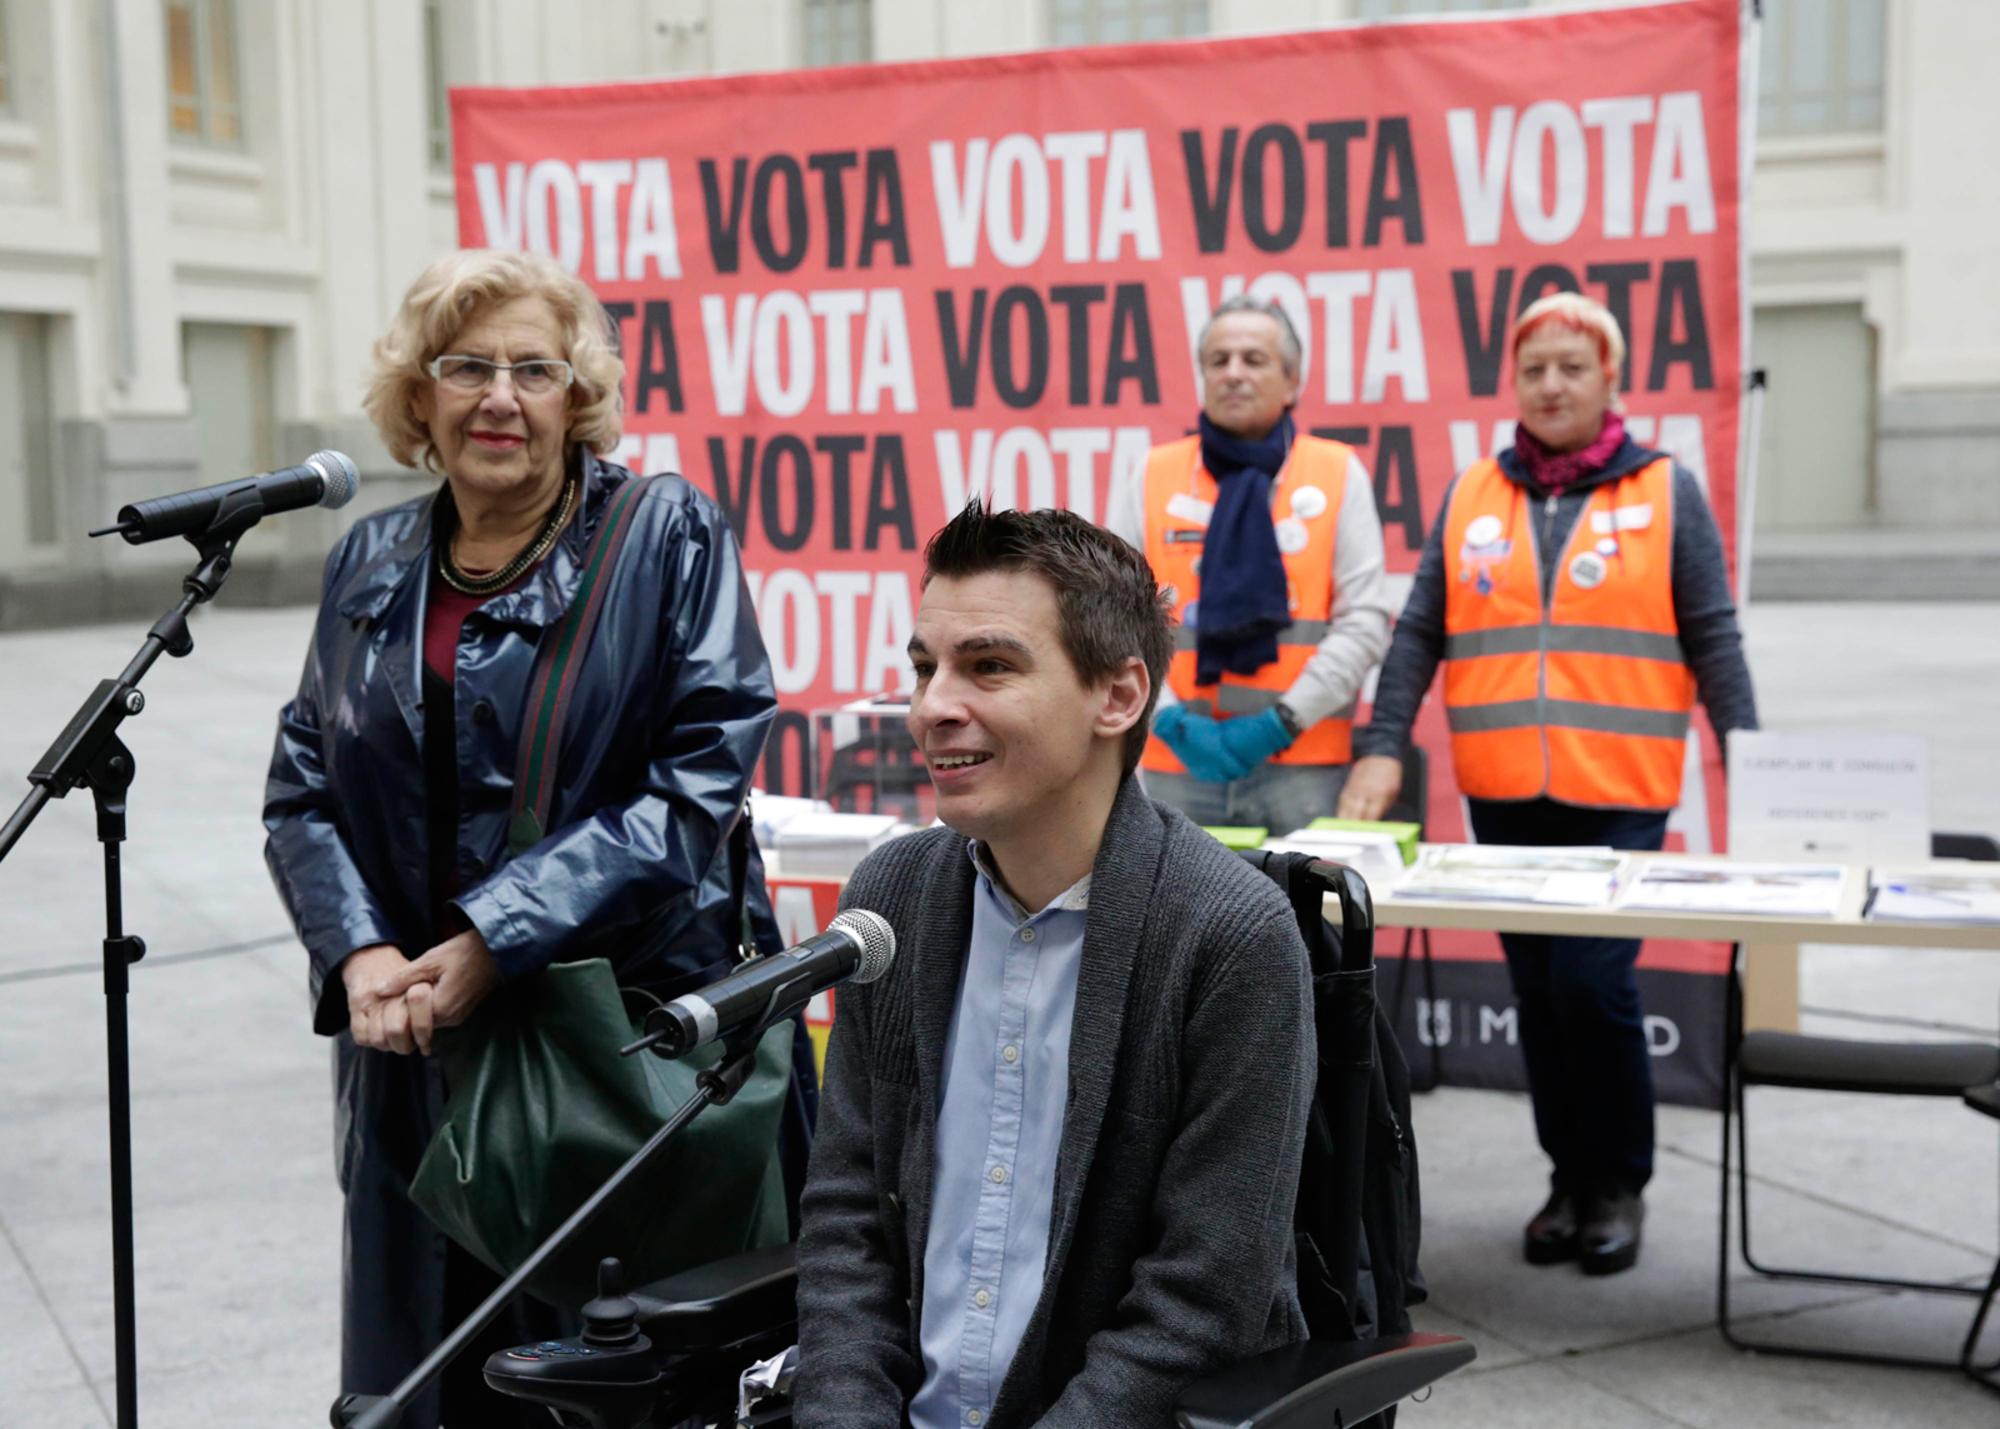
[363,249,625,472]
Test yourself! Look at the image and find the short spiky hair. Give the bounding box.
[922,501,1173,777]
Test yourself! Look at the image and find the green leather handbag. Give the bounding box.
[408,472,790,1307]
[408,960,792,1307]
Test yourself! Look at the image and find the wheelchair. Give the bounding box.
[334,854,1474,1428]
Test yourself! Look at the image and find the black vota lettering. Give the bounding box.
[859,148,913,268]
[707,435,756,534]
[1104,283,1160,406]
[1586,262,1649,392]
[1452,268,1515,398]
[1305,119,1366,248]
[699,157,751,274]
[1180,127,1237,254]
[935,289,988,409]
[805,151,858,268]
[1363,117,1424,247]
[816,433,867,549]
[1240,123,1305,253]
[749,155,810,273]
[1649,260,1714,392]
[865,435,917,551]
[759,434,816,552]
[989,286,1050,410]
[1049,285,1108,406]
[634,300,683,414]
[763,710,811,797]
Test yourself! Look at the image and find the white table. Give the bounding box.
[1348,850,2000,1032]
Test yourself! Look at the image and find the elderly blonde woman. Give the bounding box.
[263,249,811,1425]
[1339,291,1757,1277]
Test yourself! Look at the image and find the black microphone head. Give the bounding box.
[307,450,359,509]
[829,909,896,983]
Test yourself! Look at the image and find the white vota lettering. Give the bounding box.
[624,158,682,279]
[1622,414,1708,492]
[1581,96,1653,240]
[755,569,820,695]
[933,131,1159,269]
[856,289,917,414]
[473,161,526,249]
[930,138,990,269]
[607,432,684,476]
[577,159,633,281]
[525,159,584,271]
[934,429,996,512]
[1643,93,1717,237]
[862,571,916,694]
[700,294,755,417]
[753,291,815,418]
[1306,271,1370,404]
[1448,418,1518,473]
[1044,131,1108,262]
[989,428,1058,513]
[1510,101,1588,246]
[808,290,867,416]
[815,570,872,692]
[985,133,1051,268]
[1445,106,1513,247]
[1098,129,1162,261]
[1049,428,1111,524]
[1361,269,1429,403]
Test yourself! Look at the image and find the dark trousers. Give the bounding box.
[1465,797,1670,1197]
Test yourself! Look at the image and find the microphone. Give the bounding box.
[632,909,896,1060]
[91,449,359,544]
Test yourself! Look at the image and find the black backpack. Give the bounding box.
[1242,850,1427,1342]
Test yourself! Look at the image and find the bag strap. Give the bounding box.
[508,474,658,857]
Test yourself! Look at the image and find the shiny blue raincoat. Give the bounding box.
[263,453,811,1421]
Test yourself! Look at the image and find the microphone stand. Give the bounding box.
[0,502,262,1429]
[330,1032,766,1429]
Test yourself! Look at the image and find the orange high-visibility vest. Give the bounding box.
[1140,434,1353,775]
[1440,456,1695,810]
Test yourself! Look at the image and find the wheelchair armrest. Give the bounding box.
[1174,1332,1476,1429]
[629,1242,798,1350]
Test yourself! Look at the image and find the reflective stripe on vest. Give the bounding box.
[1440,456,1694,810]
[1139,434,1354,775]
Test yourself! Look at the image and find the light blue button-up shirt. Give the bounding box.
[908,842,1088,1429]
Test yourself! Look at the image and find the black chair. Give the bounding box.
[469,857,1474,1429]
[1961,1081,2000,1393]
[1716,830,2000,1368]
[1381,742,1443,1090]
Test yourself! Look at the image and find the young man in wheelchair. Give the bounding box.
[794,501,1317,1428]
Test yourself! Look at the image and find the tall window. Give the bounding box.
[425,0,449,169]
[1759,0,1885,137]
[0,313,57,551]
[1353,0,1523,17]
[164,0,242,146]
[0,3,14,114]
[802,0,871,67]
[1049,0,1207,46]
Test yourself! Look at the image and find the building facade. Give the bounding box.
[0,0,1992,623]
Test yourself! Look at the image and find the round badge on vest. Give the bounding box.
[1464,513,1504,549]
[1275,517,1309,554]
[1289,485,1329,521]
[1569,550,1609,590]
[1596,537,1619,558]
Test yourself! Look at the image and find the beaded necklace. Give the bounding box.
[435,470,578,596]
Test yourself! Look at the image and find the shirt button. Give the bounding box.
[968,1412,984,1427]
[990,1165,1008,1184]
[472,699,496,725]
[1001,1045,1019,1064]
[1019,928,1036,943]
[973,1287,992,1309]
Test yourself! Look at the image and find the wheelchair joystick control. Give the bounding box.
[581,1257,641,1347]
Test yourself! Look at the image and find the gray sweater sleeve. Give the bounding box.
[1670,465,1760,741]
[1351,477,1455,762]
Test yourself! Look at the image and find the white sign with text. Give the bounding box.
[1727,731,1930,864]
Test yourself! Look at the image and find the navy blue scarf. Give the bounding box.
[1193,412,1294,686]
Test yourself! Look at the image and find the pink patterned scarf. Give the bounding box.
[1513,409,1626,495]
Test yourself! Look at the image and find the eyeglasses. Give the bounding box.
[427,354,575,394]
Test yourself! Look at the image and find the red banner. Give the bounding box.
[453,0,1751,1092]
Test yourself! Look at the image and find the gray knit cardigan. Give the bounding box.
[793,777,1315,1429]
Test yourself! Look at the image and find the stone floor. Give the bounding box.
[0,601,1995,1426]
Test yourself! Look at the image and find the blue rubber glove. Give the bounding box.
[1217,707,1297,772]
[1154,705,1254,783]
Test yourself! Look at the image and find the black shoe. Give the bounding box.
[1523,1189,1580,1265]
[1579,1191,1644,1275]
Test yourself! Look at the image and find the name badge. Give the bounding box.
[1164,529,1204,544]
[1591,503,1653,535]
[1165,493,1214,526]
